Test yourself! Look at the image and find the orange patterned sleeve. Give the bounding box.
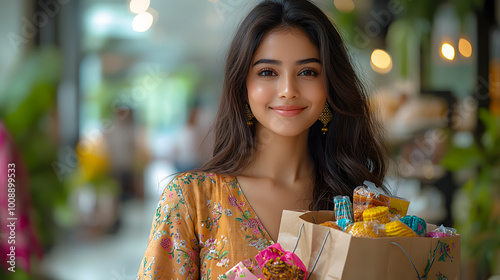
[137,174,200,280]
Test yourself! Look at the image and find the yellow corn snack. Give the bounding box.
[362,206,391,224]
[385,220,418,237]
[345,222,385,238]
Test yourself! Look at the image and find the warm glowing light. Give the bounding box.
[441,43,455,60]
[129,0,150,14]
[370,49,392,74]
[132,12,153,32]
[458,38,472,58]
[334,0,355,13]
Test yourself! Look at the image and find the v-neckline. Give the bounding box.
[226,175,276,243]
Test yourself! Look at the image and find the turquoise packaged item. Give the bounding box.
[336,218,352,229]
[334,196,353,230]
[400,215,426,237]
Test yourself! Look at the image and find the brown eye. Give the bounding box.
[299,69,318,76]
[258,69,276,77]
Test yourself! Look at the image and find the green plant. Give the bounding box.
[441,108,500,279]
[0,47,69,278]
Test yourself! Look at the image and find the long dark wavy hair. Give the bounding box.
[197,0,389,210]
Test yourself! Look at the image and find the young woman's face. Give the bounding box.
[246,27,327,138]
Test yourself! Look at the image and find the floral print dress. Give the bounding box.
[137,172,274,280]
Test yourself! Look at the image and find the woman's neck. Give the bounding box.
[242,124,314,185]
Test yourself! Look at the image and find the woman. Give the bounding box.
[137,0,388,279]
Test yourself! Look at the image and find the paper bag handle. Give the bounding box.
[292,223,331,280]
[292,223,304,254]
[391,240,447,279]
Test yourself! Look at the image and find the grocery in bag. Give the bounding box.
[277,181,460,280]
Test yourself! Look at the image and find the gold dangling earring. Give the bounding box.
[246,103,254,125]
[318,103,333,134]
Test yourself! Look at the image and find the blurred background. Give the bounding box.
[0,0,499,279]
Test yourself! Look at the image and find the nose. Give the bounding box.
[278,73,299,99]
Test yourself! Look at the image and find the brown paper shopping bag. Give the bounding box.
[277,210,460,280]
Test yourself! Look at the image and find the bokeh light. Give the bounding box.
[441,43,455,60]
[458,38,472,58]
[370,49,392,74]
[334,0,355,13]
[132,12,153,32]
[129,0,150,14]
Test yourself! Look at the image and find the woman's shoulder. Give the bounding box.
[163,171,238,207]
[168,171,237,189]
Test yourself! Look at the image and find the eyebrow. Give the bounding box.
[252,58,321,66]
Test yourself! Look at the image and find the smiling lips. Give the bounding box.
[270,105,307,117]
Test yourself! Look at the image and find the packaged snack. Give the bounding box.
[225,243,307,280]
[257,243,307,280]
[388,213,401,222]
[319,221,342,231]
[428,224,458,238]
[400,215,426,237]
[389,195,410,217]
[362,206,391,224]
[345,221,386,238]
[385,220,418,237]
[334,196,353,219]
[333,196,353,229]
[336,218,353,230]
[353,181,390,222]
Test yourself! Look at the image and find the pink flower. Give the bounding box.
[228,196,238,206]
[161,238,172,251]
[205,238,215,247]
[247,218,260,228]
[187,250,197,261]
[216,257,230,267]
